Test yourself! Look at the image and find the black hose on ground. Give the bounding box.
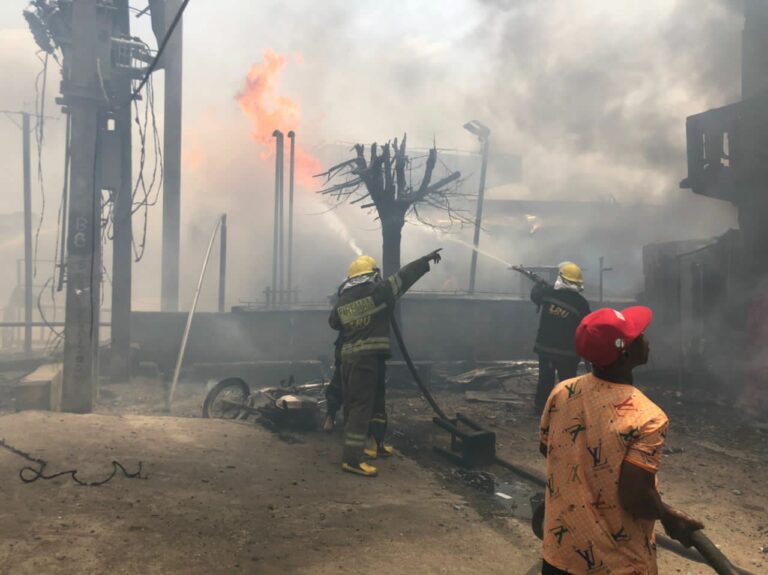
[388,314,753,575]
[389,314,448,421]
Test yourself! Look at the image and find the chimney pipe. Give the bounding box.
[287,131,296,303]
[272,130,284,306]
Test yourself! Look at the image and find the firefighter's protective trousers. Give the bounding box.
[341,355,387,464]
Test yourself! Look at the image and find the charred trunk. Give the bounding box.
[381,213,404,279]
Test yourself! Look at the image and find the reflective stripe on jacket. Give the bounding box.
[330,258,430,359]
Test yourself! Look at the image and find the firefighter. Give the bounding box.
[531,261,591,414]
[329,249,442,477]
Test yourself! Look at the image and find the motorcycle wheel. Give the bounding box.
[202,377,251,419]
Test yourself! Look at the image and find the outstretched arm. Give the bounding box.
[374,249,442,303]
[619,461,703,547]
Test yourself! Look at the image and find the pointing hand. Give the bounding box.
[425,248,443,264]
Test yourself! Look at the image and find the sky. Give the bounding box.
[0,0,744,315]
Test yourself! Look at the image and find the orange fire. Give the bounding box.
[236,50,322,188]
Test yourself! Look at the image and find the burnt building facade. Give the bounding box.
[644,1,768,390]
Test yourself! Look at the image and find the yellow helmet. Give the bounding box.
[347,255,379,279]
[559,261,583,285]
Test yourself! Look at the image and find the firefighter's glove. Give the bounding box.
[424,248,443,265]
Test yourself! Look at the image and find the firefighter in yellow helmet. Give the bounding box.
[329,249,443,477]
[530,261,591,414]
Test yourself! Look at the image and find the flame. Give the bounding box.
[182,133,206,172]
[235,50,322,188]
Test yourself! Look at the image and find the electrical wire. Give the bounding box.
[130,72,163,262]
[56,113,71,293]
[32,51,49,279]
[0,438,145,486]
[128,0,190,103]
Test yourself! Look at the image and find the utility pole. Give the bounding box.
[110,0,133,381]
[61,0,114,413]
[22,112,32,355]
[464,120,491,295]
[161,0,184,312]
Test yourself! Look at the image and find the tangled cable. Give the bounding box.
[0,438,146,486]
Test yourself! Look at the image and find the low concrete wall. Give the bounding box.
[131,295,625,371]
[132,296,542,371]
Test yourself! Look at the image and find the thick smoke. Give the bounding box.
[0,1,748,312]
[474,0,743,201]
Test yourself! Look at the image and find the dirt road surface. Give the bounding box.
[0,411,541,575]
[0,372,765,574]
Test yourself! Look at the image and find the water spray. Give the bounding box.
[409,220,511,268]
[316,205,364,256]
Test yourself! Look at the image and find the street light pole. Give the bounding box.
[599,256,613,303]
[464,120,491,295]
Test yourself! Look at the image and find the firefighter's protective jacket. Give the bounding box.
[531,283,591,359]
[330,257,430,359]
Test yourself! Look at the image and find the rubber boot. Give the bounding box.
[363,437,395,459]
[341,461,378,477]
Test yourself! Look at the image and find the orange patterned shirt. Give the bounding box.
[539,374,668,575]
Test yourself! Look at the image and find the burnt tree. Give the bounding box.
[318,135,463,277]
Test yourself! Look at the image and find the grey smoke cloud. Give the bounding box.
[472,0,743,201]
[0,0,744,312]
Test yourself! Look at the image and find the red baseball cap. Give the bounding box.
[575,306,653,368]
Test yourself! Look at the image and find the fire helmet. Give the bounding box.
[347,255,379,279]
[559,261,583,285]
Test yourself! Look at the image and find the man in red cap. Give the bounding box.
[538,307,703,575]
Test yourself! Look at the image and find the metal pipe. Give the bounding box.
[287,130,295,303]
[22,113,32,355]
[218,213,227,313]
[167,216,223,409]
[468,129,490,295]
[277,133,285,304]
[271,130,283,307]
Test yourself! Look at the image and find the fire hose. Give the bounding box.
[389,314,752,575]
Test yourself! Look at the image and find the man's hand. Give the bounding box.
[424,248,443,264]
[661,506,704,548]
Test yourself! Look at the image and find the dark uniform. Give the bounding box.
[329,257,431,465]
[531,283,590,412]
[324,334,343,422]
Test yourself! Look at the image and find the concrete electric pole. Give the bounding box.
[161,0,184,312]
[61,0,116,412]
[110,0,133,382]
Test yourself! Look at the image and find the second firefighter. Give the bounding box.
[530,261,591,413]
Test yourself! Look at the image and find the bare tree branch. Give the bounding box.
[315,136,467,273]
[412,147,437,202]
